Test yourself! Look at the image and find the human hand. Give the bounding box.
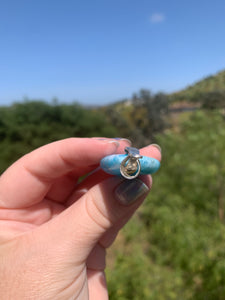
[0,138,161,300]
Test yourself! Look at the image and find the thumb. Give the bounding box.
[35,176,150,263]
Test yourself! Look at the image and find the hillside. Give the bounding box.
[171,69,225,102]
[104,69,225,112]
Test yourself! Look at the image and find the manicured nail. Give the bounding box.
[150,144,162,153]
[114,138,132,145]
[114,179,149,206]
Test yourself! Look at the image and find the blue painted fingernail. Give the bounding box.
[114,179,149,206]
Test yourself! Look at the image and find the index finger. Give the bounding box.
[0,138,120,209]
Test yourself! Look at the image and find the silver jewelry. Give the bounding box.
[120,147,143,179]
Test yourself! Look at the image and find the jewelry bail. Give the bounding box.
[120,147,142,180]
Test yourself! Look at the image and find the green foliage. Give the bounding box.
[102,89,169,147]
[107,245,187,300]
[151,112,225,298]
[132,90,169,140]
[107,110,225,299]
[171,70,225,104]
[107,215,190,300]
[201,91,225,109]
[0,100,117,173]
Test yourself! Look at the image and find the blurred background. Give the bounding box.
[1,0,225,299]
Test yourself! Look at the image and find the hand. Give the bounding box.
[0,138,161,300]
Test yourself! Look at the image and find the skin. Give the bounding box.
[0,138,161,300]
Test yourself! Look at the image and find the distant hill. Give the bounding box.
[102,69,225,113]
[171,70,225,103]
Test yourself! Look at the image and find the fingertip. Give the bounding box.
[140,144,162,162]
[150,144,162,153]
[113,138,132,146]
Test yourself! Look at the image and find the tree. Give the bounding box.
[201,90,225,109]
[131,89,169,144]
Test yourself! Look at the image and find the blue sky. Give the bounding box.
[1,0,225,105]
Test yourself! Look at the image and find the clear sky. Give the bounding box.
[1,0,225,105]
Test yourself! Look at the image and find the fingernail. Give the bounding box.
[97,139,120,147]
[114,179,149,206]
[107,140,120,146]
[114,138,132,145]
[150,144,162,153]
